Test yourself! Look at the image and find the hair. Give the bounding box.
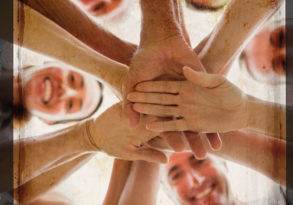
[239,19,285,85]
[185,0,227,11]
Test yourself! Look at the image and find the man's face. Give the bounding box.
[166,152,228,205]
[186,0,229,10]
[79,0,123,17]
[243,25,285,83]
[23,64,102,123]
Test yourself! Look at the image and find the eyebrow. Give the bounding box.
[168,165,179,176]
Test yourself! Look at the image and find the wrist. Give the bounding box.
[246,95,261,130]
[140,0,182,47]
[83,120,101,152]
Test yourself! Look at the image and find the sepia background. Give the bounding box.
[14,0,286,204]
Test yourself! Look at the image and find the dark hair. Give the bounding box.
[185,0,226,11]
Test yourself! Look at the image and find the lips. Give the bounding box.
[42,77,53,104]
[187,180,216,203]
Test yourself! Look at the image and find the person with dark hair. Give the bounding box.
[240,23,285,84]
[185,0,229,11]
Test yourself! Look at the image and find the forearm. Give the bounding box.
[15,153,93,204]
[103,159,132,205]
[21,0,136,65]
[172,0,190,45]
[13,123,94,188]
[247,96,285,139]
[15,2,127,96]
[140,0,182,47]
[119,161,160,205]
[212,131,285,185]
[199,0,283,74]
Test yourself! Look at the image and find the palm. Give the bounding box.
[183,80,247,132]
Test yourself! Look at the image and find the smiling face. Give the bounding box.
[186,0,229,10]
[79,0,123,17]
[242,25,285,83]
[22,64,102,123]
[166,152,229,205]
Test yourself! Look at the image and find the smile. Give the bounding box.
[43,77,53,104]
[188,181,216,202]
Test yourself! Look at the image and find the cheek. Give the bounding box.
[173,177,191,198]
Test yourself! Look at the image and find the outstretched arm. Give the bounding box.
[15,153,94,204]
[103,159,132,205]
[14,1,127,96]
[104,160,160,205]
[197,0,284,74]
[118,161,160,205]
[128,67,285,139]
[19,0,136,65]
[14,103,166,189]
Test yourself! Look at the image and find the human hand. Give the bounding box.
[123,35,222,157]
[86,103,167,163]
[127,66,248,134]
[123,35,204,126]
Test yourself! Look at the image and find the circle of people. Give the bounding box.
[5,0,285,204]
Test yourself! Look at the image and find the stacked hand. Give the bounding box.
[123,33,222,158]
[87,103,167,163]
[127,66,249,134]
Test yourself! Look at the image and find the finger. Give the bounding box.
[132,147,167,163]
[127,92,178,105]
[123,78,140,127]
[126,103,140,126]
[135,81,182,94]
[162,132,186,152]
[206,133,222,151]
[183,66,224,88]
[184,131,207,159]
[147,136,169,150]
[133,103,180,117]
[147,119,188,132]
[193,34,210,54]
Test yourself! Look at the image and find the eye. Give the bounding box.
[68,73,75,87]
[272,56,286,72]
[172,172,183,181]
[92,1,106,12]
[67,98,74,112]
[270,27,285,48]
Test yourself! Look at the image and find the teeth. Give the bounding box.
[43,78,52,103]
[196,187,212,200]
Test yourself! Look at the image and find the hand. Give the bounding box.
[123,35,204,126]
[123,36,222,158]
[86,103,167,163]
[127,66,248,133]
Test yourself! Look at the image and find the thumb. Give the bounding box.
[183,66,224,88]
[133,148,167,164]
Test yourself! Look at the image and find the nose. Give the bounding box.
[187,171,205,187]
[61,85,78,99]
